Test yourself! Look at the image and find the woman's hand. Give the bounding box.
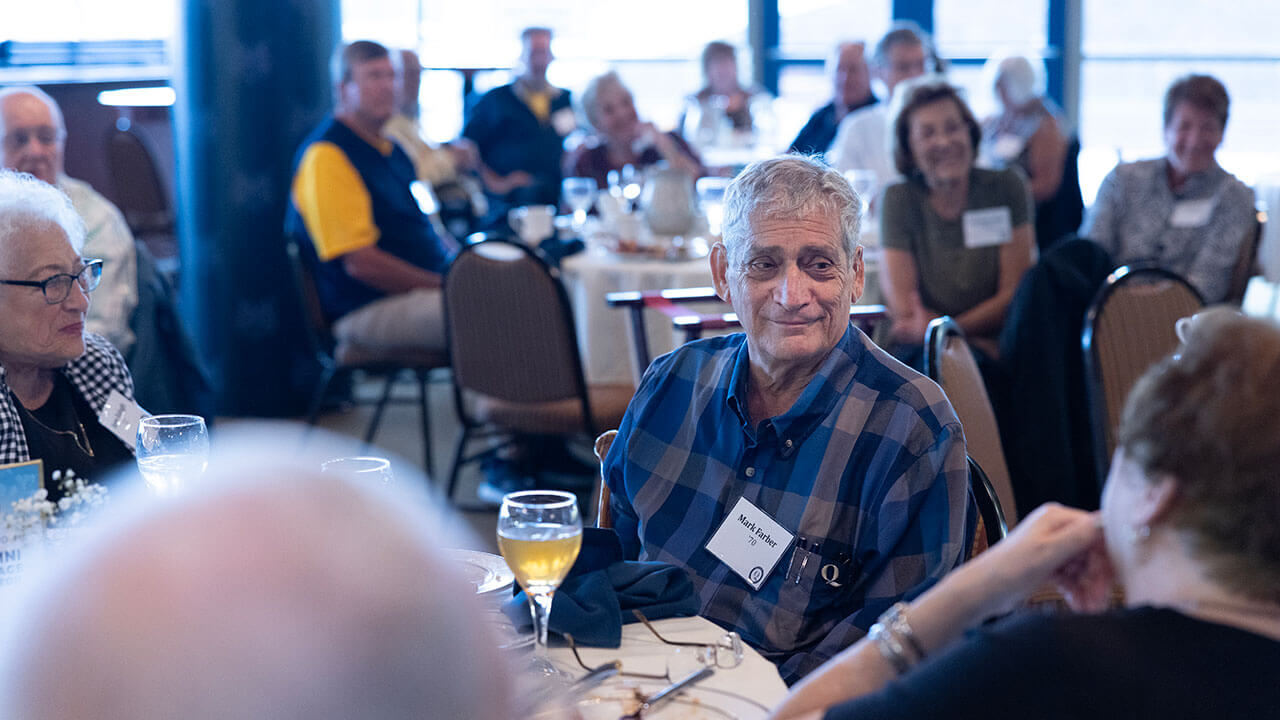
[959,503,1111,618]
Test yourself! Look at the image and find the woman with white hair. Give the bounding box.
[980,54,1077,248]
[566,70,704,188]
[0,169,136,497]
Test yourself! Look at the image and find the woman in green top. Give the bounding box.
[879,77,1035,363]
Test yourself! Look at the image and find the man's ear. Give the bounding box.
[710,242,732,303]
[849,244,864,304]
[1135,473,1181,527]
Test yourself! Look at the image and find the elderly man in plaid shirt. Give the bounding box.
[603,155,972,685]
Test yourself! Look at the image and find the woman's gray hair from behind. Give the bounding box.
[0,169,86,254]
[720,154,861,269]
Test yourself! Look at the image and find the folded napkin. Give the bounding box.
[502,531,700,647]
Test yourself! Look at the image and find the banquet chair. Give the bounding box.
[1082,264,1203,482]
[106,125,175,240]
[442,237,633,502]
[924,317,1018,526]
[285,236,448,475]
[592,430,617,529]
[966,455,1009,560]
[1224,212,1265,306]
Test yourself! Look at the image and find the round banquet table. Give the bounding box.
[560,250,716,387]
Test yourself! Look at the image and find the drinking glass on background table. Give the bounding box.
[562,177,598,234]
[695,177,731,237]
[320,456,394,484]
[136,414,209,494]
[497,490,583,667]
[843,169,877,222]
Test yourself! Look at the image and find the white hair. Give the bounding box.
[987,53,1045,108]
[0,426,514,720]
[580,70,630,131]
[0,86,66,134]
[0,169,86,254]
[721,154,861,269]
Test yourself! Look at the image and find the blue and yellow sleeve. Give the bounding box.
[290,142,380,261]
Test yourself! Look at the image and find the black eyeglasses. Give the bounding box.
[0,259,103,304]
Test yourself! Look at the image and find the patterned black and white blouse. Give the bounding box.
[1080,157,1255,303]
[0,333,135,466]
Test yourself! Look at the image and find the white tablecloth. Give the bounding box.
[546,615,788,714]
[561,251,716,386]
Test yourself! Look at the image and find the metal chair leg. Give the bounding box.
[363,371,397,448]
[446,425,470,502]
[417,370,433,480]
[304,364,338,428]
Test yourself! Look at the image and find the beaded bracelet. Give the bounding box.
[869,602,925,675]
[879,601,926,661]
[867,620,911,674]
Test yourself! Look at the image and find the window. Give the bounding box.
[1078,0,1280,200]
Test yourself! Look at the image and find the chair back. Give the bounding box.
[1225,212,1265,305]
[106,126,174,237]
[967,455,1009,560]
[284,235,336,363]
[925,317,1018,525]
[1083,265,1203,480]
[592,430,617,529]
[444,237,595,426]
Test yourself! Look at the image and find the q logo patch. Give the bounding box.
[748,566,765,584]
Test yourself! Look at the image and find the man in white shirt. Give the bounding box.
[0,86,139,355]
[827,23,935,196]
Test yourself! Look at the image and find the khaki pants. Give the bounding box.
[332,288,445,353]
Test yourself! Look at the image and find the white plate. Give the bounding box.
[577,681,768,719]
[447,549,514,595]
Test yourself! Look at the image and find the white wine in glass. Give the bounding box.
[497,490,583,659]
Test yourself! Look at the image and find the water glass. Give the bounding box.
[695,177,731,237]
[843,169,878,222]
[136,414,209,495]
[562,177,598,233]
[320,456,394,484]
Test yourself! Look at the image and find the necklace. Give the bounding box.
[15,400,95,458]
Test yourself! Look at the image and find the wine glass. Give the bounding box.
[561,177,598,234]
[843,169,878,223]
[696,176,731,237]
[320,456,394,484]
[136,414,209,495]
[497,490,583,667]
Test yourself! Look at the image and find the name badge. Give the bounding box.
[704,496,796,591]
[963,206,1014,248]
[1169,197,1217,228]
[551,107,577,137]
[97,390,148,451]
[991,133,1026,162]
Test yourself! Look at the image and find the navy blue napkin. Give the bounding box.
[502,530,699,647]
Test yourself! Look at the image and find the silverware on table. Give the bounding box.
[622,666,715,719]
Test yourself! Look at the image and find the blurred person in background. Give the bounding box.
[827,22,935,197]
[879,78,1034,365]
[566,70,704,188]
[772,309,1280,720]
[789,41,878,156]
[0,432,515,720]
[681,41,774,148]
[463,27,575,224]
[979,54,1080,250]
[0,86,138,356]
[1080,74,1254,304]
[0,170,136,497]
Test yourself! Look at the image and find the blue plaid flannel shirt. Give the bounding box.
[604,324,972,684]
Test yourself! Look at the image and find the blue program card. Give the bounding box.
[0,460,43,513]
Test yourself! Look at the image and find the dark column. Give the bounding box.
[174,0,339,416]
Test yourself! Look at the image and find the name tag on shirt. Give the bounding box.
[1169,197,1217,228]
[551,107,576,137]
[705,496,796,591]
[963,206,1014,248]
[991,133,1026,162]
[97,390,148,451]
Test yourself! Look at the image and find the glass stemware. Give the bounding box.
[843,169,878,223]
[320,456,394,484]
[695,176,731,238]
[562,177,598,234]
[497,490,583,665]
[136,414,209,495]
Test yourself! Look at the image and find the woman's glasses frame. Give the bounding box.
[0,258,103,304]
